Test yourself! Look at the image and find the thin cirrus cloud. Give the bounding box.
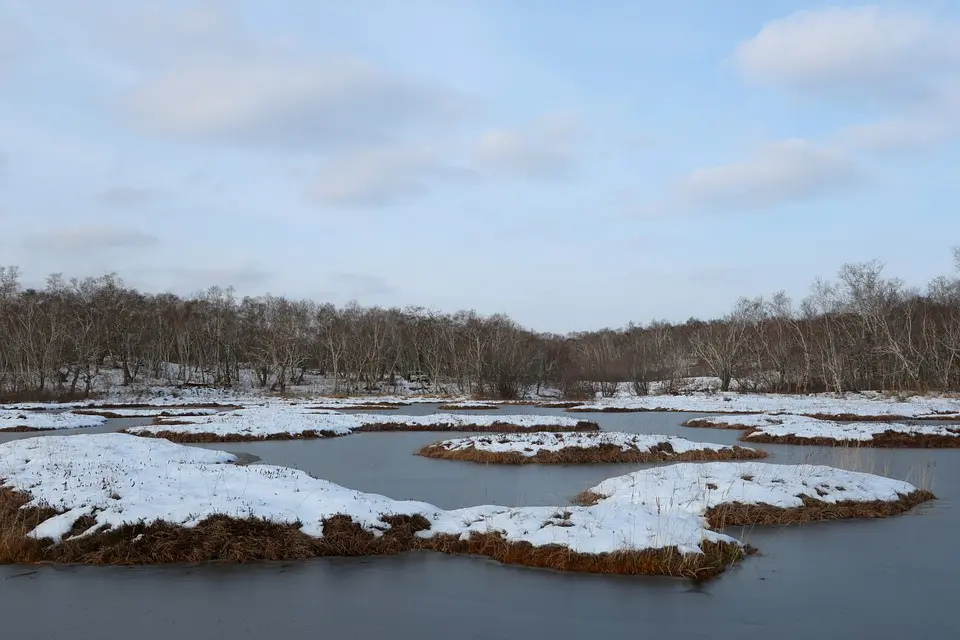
[125,57,474,152]
[307,146,477,208]
[95,186,164,207]
[665,139,865,213]
[22,226,160,252]
[474,113,584,181]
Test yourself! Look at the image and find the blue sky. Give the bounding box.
[1,1,958,332]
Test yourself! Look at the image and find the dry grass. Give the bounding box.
[308,405,403,411]
[87,402,240,411]
[436,404,500,411]
[682,417,759,430]
[72,409,224,419]
[572,487,935,527]
[0,426,52,433]
[740,429,960,448]
[416,442,767,465]
[350,420,599,434]
[122,429,348,443]
[704,491,936,527]
[0,487,745,579]
[421,533,749,581]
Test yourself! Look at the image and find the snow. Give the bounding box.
[0,433,735,558]
[0,409,106,431]
[426,432,752,457]
[583,462,922,514]
[572,391,960,418]
[0,434,453,542]
[126,406,587,439]
[429,503,734,555]
[71,407,222,418]
[691,414,960,443]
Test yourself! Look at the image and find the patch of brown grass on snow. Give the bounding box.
[73,409,224,419]
[704,490,936,527]
[416,442,767,465]
[740,429,960,448]
[87,402,241,411]
[436,404,500,411]
[682,418,759,430]
[122,429,348,443]
[351,421,599,434]
[308,405,402,411]
[421,533,748,581]
[0,426,53,433]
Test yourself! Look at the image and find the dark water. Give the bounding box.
[1,405,958,639]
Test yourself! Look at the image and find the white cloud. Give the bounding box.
[734,6,960,101]
[126,56,471,151]
[307,147,475,208]
[669,139,864,212]
[839,115,960,153]
[95,187,163,207]
[23,226,159,251]
[474,113,583,180]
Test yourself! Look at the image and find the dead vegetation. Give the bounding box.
[0,486,745,579]
[572,487,936,527]
[703,490,936,527]
[0,426,52,433]
[416,442,767,465]
[121,429,348,443]
[308,405,403,411]
[72,409,225,419]
[740,429,960,448]
[350,421,599,434]
[86,403,241,411]
[683,417,761,430]
[421,533,749,581]
[436,404,500,411]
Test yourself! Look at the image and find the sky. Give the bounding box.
[1,1,958,333]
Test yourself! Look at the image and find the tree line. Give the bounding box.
[1,250,958,400]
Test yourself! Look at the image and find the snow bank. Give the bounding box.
[73,408,221,418]
[687,414,960,447]
[420,432,763,463]
[0,434,735,567]
[571,392,960,419]
[582,462,924,514]
[0,433,452,542]
[430,503,734,556]
[0,409,106,431]
[127,406,593,441]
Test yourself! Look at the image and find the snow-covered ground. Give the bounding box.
[687,414,960,445]
[0,434,735,561]
[126,406,593,440]
[571,391,960,419]
[0,409,106,431]
[72,408,222,418]
[582,462,925,513]
[0,434,452,542]
[422,432,759,459]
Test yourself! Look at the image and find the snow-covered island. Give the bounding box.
[0,435,933,578]
[0,433,739,579]
[72,407,222,419]
[574,462,935,525]
[124,406,599,442]
[684,414,960,448]
[436,402,501,410]
[0,409,106,432]
[417,432,766,464]
[568,391,960,420]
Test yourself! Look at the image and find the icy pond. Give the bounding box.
[1,405,957,639]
